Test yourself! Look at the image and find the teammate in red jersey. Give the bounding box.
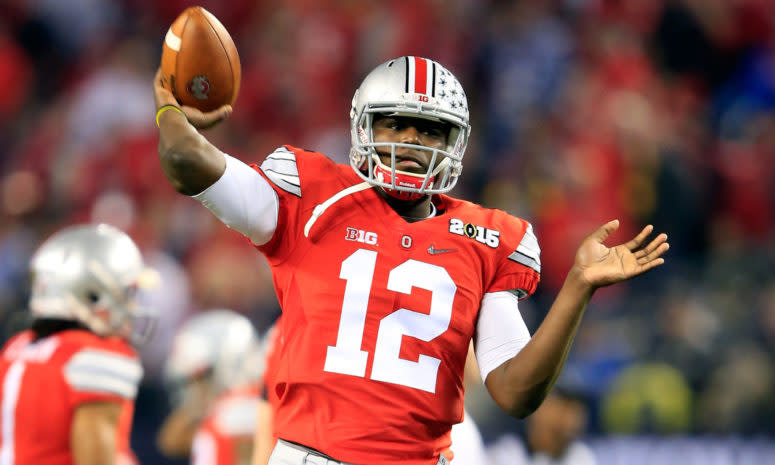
[154,56,669,465]
[158,310,263,465]
[0,224,157,465]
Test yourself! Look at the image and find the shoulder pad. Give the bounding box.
[64,348,143,399]
[507,223,541,274]
[260,146,301,197]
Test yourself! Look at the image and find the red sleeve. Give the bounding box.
[261,318,283,407]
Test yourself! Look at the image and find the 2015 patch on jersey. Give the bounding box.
[260,147,301,197]
[448,218,500,248]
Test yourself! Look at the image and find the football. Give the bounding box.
[160,6,241,112]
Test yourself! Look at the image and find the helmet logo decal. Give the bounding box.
[437,68,467,112]
[186,75,211,100]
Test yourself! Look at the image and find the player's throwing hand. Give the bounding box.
[153,68,232,130]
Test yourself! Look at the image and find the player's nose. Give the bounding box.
[398,125,421,144]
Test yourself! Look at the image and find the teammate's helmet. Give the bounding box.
[350,56,471,200]
[29,224,158,344]
[163,309,263,398]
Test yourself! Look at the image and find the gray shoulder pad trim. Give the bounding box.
[507,223,541,273]
[64,349,143,399]
[260,147,301,197]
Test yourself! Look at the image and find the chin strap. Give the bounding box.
[374,163,434,201]
[372,150,448,201]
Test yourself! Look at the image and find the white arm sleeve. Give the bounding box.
[474,291,532,382]
[192,153,279,245]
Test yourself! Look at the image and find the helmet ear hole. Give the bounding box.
[86,291,100,304]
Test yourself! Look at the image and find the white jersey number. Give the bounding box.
[1,361,26,465]
[324,249,456,393]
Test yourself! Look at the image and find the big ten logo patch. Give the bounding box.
[345,227,378,246]
[449,218,500,248]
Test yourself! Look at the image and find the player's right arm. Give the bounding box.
[157,407,200,458]
[153,68,279,246]
[154,68,231,195]
[71,402,123,465]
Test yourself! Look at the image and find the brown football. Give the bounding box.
[160,7,241,112]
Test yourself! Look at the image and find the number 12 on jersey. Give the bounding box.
[323,249,457,393]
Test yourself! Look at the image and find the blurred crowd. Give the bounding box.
[1,0,774,460]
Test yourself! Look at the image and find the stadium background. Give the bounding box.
[1,0,774,463]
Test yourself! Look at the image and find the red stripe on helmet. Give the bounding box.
[413,57,427,94]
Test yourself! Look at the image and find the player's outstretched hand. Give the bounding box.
[153,68,232,130]
[573,220,668,289]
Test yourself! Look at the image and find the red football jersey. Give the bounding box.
[191,387,258,465]
[0,329,142,465]
[261,318,283,413]
[253,146,540,464]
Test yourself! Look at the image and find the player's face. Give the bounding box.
[372,115,450,174]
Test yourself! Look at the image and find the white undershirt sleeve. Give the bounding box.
[474,291,532,382]
[192,153,279,245]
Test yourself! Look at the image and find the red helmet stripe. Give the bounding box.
[413,56,428,94]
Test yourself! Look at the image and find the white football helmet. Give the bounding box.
[350,56,471,199]
[29,224,158,344]
[163,309,263,400]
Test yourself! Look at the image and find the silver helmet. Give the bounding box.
[350,56,471,197]
[29,223,158,344]
[163,309,263,398]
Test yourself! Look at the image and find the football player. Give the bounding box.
[158,310,263,465]
[0,224,157,465]
[153,56,668,465]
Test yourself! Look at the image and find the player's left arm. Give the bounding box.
[71,402,123,465]
[482,220,668,418]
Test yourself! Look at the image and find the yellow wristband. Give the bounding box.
[156,105,184,127]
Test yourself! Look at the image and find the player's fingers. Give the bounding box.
[624,225,653,251]
[589,219,620,243]
[635,257,665,274]
[206,105,232,121]
[637,242,669,265]
[184,105,232,129]
[154,68,179,108]
[633,233,668,259]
